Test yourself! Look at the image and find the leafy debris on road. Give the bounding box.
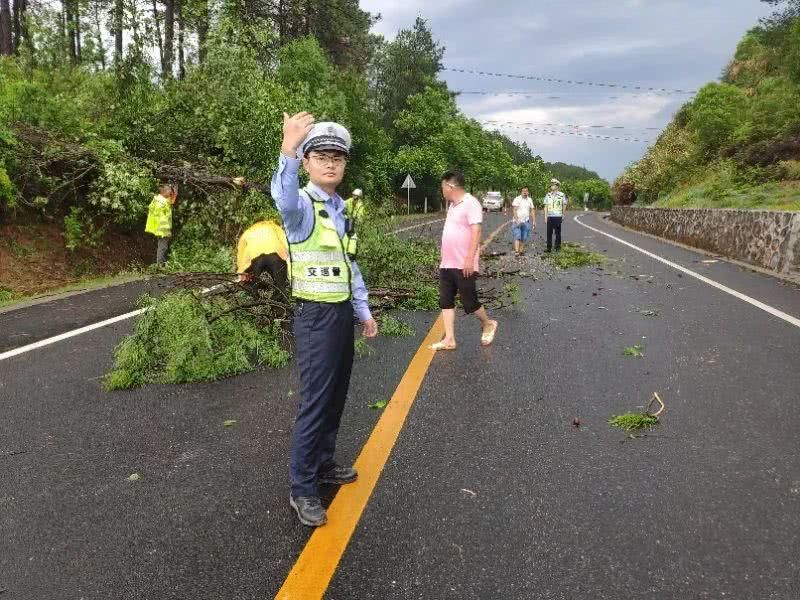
[223,419,238,427]
[609,393,665,432]
[127,473,142,481]
[503,282,522,305]
[379,314,415,337]
[460,488,478,497]
[637,308,659,317]
[355,337,375,358]
[623,345,645,357]
[104,289,291,391]
[608,412,659,431]
[543,242,605,269]
[483,251,557,280]
[369,399,389,410]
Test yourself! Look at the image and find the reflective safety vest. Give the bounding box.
[544,191,566,217]
[286,188,353,303]
[343,197,365,258]
[145,195,173,238]
[237,220,288,273]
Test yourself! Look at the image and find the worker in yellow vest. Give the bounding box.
[343,188,366,257]
[345,188,366,221]
[236,220,289,295]
[145,183,178,266]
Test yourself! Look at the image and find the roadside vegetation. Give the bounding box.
[615,3,800,210]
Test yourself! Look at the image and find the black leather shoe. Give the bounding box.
[289,495,327,527]
[318,465,358,485]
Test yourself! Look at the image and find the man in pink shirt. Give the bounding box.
[430,171,498,351]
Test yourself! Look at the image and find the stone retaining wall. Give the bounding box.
[610,207,800,277]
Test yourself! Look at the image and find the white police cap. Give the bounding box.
[299,122,352,158]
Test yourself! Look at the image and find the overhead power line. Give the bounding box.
[481,119,663,132]
[444,67,697,95]
[455,90,689,100]
[486,123,651,144]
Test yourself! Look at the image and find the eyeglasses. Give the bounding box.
[309,153,347,167]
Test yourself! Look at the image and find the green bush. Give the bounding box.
[162,235,236,273]
[687,83,748,155]
[105,291,290,390]
[86,140,155,225]
[0,165,15,208]
[64,207,104,251]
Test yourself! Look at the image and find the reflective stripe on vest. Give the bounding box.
[292,280,351,294]
[291,251,344,263]
[286,188,352,303]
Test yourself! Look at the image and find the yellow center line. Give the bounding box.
[274,218,510,600]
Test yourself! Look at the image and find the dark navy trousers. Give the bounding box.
[290,300,355,498]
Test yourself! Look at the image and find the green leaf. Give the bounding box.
[369,399,389,410]
[608,412,659,431]
[623,345,645,357]
[223,419,238,427]
[127,473,142,481]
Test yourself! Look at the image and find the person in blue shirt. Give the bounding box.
[269,112,378,527]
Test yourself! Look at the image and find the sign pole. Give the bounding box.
[400,174,416,215]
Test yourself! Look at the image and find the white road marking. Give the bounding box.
[0,221,445,361]
[574,214,800,329]
[0,283,225,362]
[0,308,147,361]
[391,218,445,234]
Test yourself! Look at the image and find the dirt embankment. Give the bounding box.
[0,223,153,296]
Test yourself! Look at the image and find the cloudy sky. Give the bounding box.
[361,0,774,181]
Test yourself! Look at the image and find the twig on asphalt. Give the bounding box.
[647,392,666,417]
[1,450,28,458]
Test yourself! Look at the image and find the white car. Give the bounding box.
[482,191,504,212]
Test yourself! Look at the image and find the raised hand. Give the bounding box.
[281,112,315,157]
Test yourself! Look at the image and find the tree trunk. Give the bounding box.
[176,0,184,79]
[11,0,19,51]
[74,2,82,62]
[94,1,106,69]
[161,0,174,80]
[152,0,163,71]
[276,0,285,45]
[18,0,28,48]
[113,0,123,67]
[65,0,77,63]
[196,0,208,64]
[1,0,15,55]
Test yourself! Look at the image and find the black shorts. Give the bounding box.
[439,268,482,314]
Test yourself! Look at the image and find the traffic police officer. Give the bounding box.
[271,112,378,527]
[544,178,567,252]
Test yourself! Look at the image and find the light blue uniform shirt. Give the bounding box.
[270,153,372,323]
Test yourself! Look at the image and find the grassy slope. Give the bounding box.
[653,180,800,211]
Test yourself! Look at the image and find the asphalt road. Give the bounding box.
[1,212,799,599]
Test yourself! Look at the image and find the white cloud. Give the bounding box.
[360,0,472,39]
[564,38,659,60]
